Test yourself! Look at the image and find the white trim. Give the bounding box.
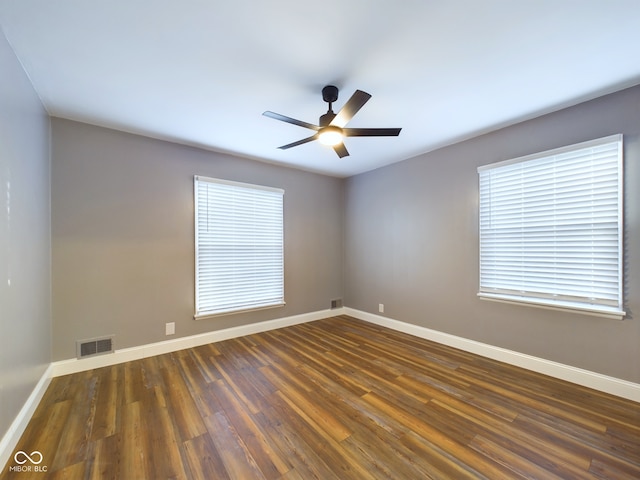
[194,175,284,194]
[477,293,626,320]
[0,364,53,472]
[194,302,286,321]
[344,308,640,403]
[52,308,341,377]
[477,134,623,171]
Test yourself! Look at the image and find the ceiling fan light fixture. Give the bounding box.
[318,126,343,146]
[263,86,401,158]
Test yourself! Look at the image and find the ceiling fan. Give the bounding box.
[263,85,402,158]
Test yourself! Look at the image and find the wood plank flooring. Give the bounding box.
[2,315,639,479]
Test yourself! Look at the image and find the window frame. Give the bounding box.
[194,175,285,319]
[477,135,625,320]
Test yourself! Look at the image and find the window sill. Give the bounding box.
[477,293,625,320]
[194,302,286,321]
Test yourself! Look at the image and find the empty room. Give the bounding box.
[1,1,639,479]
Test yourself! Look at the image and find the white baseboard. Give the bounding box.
[0,364,52,472]
[52,308,343,377]
[344,307,640,403]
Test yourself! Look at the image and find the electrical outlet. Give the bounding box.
[165,322,175,335]
[379,304,384,313]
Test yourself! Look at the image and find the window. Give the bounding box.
[477,135,624,319]
[194,176,284,318]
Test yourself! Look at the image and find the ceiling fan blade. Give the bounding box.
[263,111,320,131]
[278,134,319,150]
[330,90,371,128]
[343,127,402,137]
[333,142,349,158]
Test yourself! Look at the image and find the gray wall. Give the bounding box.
[345,84,640,383]
[38,71,640,385]
[51,119,344,361]
[0,29,51,439]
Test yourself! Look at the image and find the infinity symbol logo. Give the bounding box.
[14,450,43,465]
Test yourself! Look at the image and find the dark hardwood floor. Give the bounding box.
[2,315,639,479]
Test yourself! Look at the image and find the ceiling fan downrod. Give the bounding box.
[320,85,339,125]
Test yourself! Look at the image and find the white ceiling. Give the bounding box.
[1,1,639,177]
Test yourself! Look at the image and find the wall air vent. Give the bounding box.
[76,335,115,359]
[330,298,343,309]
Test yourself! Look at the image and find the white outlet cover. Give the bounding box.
[166,322,175,335]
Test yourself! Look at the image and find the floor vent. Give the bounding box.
[76,336,115,359]
[330,298,343,309]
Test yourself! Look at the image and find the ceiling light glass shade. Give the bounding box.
[318,126,343,146]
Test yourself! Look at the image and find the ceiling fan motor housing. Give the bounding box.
[319,111,336,126]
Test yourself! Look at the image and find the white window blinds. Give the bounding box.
[194,176,284,318]
[477,135,624,318]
